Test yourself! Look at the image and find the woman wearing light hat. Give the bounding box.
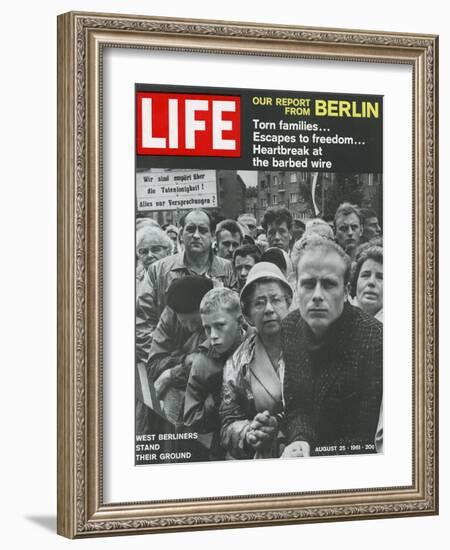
[219,262,293,459]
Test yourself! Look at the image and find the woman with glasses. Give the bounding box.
[136,225,173,293]
[219,262,292,459]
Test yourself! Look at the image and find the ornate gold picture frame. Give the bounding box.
[57,11,438,538]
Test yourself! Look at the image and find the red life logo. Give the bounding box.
[136,92,241,157]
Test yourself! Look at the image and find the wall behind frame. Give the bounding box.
[0,0,446,549]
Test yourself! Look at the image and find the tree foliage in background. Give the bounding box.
[245,186,258,198]
[322,174,364,220]
[298,179,314,207]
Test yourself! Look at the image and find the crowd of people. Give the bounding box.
[135,202,383,459]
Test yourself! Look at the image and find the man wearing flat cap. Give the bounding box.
[145,276,214,425]
[136,209,236,365]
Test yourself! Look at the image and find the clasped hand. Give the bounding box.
[245,410,278,450]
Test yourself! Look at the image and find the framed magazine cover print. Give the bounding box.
[57,11,438,538]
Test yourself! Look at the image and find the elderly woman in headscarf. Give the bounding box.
[136,225,173,293]
[219,262,293,459]
[350,243,383,323]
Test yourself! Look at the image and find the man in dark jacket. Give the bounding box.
[142,276,213,427]
[281,235,382,458]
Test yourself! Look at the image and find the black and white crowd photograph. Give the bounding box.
[135,169,383,464]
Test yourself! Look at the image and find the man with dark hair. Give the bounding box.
[261,207,293,253]
[215,219,243,261]
[292,218,306,243]
[136,209,236,364]
[232,244,261,291]
[334,202,363,258]
[281,234,382,458]
[360,208,382,242]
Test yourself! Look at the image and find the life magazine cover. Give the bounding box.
[135,84,383,465]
